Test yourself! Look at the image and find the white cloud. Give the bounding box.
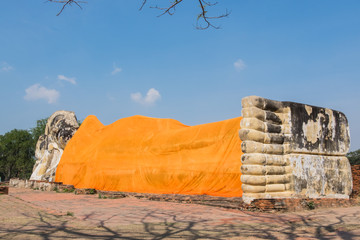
[112,63,122,75]
[0,62,14,72]
[24,84,60,104]
[58,74,77,85]
[131,88,161,105]
[131,92,142,102]
[234,59,246,71]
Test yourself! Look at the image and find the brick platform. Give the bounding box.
[57,184,75,192]
[9,174,360,212]
[74,188,97,195]
[248,198,358,212]
[97,190,244,209]
[97,190,359,212]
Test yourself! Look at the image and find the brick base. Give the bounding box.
[74,188,97,195]
[9,177,360,212]
[248,198,357,212]
[96,190,359,212]
[57,184,75,192]
[97,190,243,208]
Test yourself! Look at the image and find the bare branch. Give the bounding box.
[141,0,230,30]
[150,0,184,17]
[47,0,87,16]
[48,0,230,29]
[195,0,230,30]
[139,0,147,11]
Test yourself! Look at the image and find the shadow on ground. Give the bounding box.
[1,208,360,239]
[1,191,360,239]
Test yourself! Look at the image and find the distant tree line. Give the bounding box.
[0,118,82,181]
[0,119,47,181]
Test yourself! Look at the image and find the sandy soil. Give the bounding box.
[0,188,360,239]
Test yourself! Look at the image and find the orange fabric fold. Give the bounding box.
[55,115,243,197]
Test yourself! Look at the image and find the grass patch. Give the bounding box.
[98,193,108,199]
[89,189,96,194]
[66,211,74,217]
[306,201,315,210]
[63,188,75,193]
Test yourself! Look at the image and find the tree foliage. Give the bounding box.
[0,116,82,181]
[0,130,35,181]
[47,0,230,29]
[30,118,48,148]
[0,118,52,181]
[347,149,360,166]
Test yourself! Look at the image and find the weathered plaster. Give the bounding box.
[30,111,79,181]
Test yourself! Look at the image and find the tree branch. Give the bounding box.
[47,0,87,16]
[139,0,147,11]
[50,0,230,29]
[142,0,230,29]
[149,0,184,17]
[195,0,230,29]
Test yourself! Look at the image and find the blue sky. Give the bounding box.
[0,0,359,151]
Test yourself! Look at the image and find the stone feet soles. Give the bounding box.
[239,96,352,201]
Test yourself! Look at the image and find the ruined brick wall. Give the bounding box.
[351,165,360,197]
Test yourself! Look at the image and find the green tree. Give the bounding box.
[0,129,35,181]
[347,149,360,166]
[30,118,48,147]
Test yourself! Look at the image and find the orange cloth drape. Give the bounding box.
[55,115,243,197]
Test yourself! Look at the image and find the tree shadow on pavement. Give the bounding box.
[1,209,360,239]
[1,195,360,239]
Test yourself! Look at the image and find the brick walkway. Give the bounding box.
[1,188,360,239]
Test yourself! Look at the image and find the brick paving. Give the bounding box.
[1,187,360,239]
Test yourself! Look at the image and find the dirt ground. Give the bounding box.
[0,188,360,239]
